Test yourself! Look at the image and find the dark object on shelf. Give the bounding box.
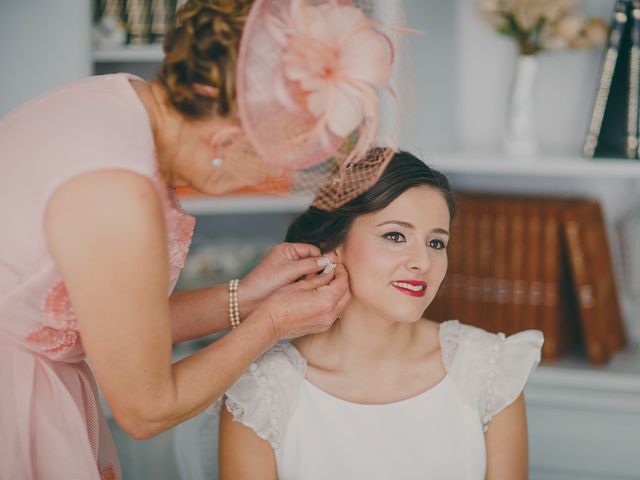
[584,0,637,159]
[150,0,178,44]
[125,0,152,45]
[425,193,626,365]
[94,0,178,46]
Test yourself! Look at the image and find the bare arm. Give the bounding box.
[169,243,334,343]
[219,402,278,480]
[45,171,348,439]
[169,285,235,343]
[485,393,529,480]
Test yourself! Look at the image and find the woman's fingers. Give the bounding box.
[257,263,350,339]
[286,255,334,282]
[279,242,321,261]
[296,269,335,290]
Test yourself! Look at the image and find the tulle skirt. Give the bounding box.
[0,336,120,480]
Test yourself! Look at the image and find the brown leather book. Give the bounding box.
[540,201,563,359]
[577,200,626,354]
[444,196,466,322]
[523,201,544,332]
[425,286,445,322]
[508,199,527,336]
[539,200,581,360]
[562,204,610,364]
[492,200,511,335]
[477,199,496,332]
[461,198,482,327]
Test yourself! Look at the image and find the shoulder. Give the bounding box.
[46,170,163,236]
[439,320,544,430]
[7,74,156,178]
[223,343,307,449]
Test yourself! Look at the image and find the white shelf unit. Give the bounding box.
[90,1,640,477]
[180,194,310,216]
[92,44,163,63]
[429,152,640,180]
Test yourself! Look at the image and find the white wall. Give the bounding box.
[400,0,458,155]
[0,0,91,116]
[403,0,617,156]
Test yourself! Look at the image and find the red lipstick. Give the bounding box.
[390,280,427,298]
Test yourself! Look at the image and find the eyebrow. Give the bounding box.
[376,220,450,236]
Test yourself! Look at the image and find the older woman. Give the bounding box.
[0,0,396,478]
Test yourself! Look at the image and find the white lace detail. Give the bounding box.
[439,320,543,432]
[475,331,508,432]
[222,343,307,450]
[438,320,464,371]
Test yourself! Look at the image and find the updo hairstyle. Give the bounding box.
[285,149,457,253]
[157,0,254,118]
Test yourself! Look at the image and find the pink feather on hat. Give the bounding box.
[209,0,409,210]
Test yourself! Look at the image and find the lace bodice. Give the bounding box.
[24,172,194,357]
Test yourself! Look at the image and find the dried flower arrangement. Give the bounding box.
[477,0,609,55]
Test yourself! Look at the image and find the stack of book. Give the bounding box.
[425,193,626,364]
[584,0,640,160]
[93,0,178,46]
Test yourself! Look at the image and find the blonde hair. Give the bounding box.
[157,0,254,118]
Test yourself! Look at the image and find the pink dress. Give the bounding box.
[0,74,195,479]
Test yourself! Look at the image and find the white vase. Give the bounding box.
[503,55,539,157]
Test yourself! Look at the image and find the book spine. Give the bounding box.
[584,0,630,157]
[462,200,481,327]
[447,197,466,323]
[477,202,495,332]
[540,203,562,359]
[524,201,543,332]
[586,201,627,352]
[629,0,640,158]
[508,200,527,335]
[563,208,610,364]
[493,201,510,335]
[126,0,152,45]
[150,0,177,44]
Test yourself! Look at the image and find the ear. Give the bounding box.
[333,246,343,263]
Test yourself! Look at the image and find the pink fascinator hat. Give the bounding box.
[213,0,408,210]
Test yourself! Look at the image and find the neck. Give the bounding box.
[131,79,184,187]
[300,303,426,374]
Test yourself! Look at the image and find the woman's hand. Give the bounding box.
[239,242,337,318]
[248,263,350,340]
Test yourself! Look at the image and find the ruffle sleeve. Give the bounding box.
[222,343,307,450]
[440,320,544,432]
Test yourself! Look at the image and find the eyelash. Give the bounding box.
[382,232,447,250]
[383,231,406,243]
[429,239,446,250]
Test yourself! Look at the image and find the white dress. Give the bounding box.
[222,320,544,480]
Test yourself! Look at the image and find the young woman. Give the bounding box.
[0,0,395,477]
[218,150,544,480]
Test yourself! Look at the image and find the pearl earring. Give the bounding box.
[211,157,224,168]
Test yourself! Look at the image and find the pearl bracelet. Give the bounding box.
[228,278,240,329]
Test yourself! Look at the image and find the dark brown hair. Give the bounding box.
[157,0,254,118]
[285,150,457,253]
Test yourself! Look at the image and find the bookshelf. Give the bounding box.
[429,152,640,179]
[87,1,640,478]
[93,44,163,63]
[179,194,310,216]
